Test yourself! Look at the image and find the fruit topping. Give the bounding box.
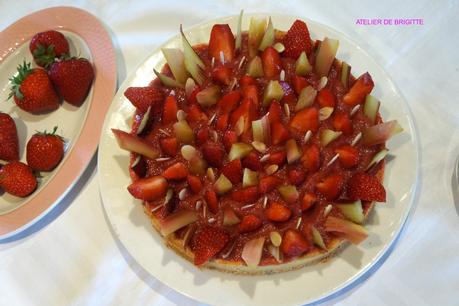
[162,96,178,124]
[336,200,364,224]
[287,168,306,186]
[161,48,189,84]
[319,107,334,121]
[314,38,339,77]
[221,159,243,184]
[363,94,380,124]
[340,61,351,90]
[278,185,299,203]
[231,186,259,203]
[242,168,259,188]
[311,226,326,250]
[361,120,403,146]
[324,216,368,244]
[343,72,374,106]
[193,225,230,265]
[127,175,168,201]
[242,152,263,171]
[301,144,320,172]
[235,10,244,51]
[320,129,342,147]
[280,229,310,257]
[295,86,317,111]
[282,20,313,59]
[252,115,271,144]
[209,24,235,63]
[187,175,203,194]
[315,173,344,200]
[163,162,188,180]
[295,51,312,76]
[332,111,353,135]
[180,25,205,84]
[204,190,219,213]
[154,69,183,88]
[258,17,275,51]
[228,142,253,161]
[269,231,282,247]
[365,149,389,171]
[347,172,386,202]
[124,86,164,114]
[242,237,265,267]
[335,145,359,168]
[173,120,194,144]
[290,107,319,132]
[286,139,301,164]
[223,207,241,225]
[248,17,267,57]
[196,85,221,107]
[214,174,233,195]
[270,121,290,145]
[238,214,262,233]
[301,192,317,211]
[160,210,198,236]
[265,201,292,222]
[258,175,282,193]
[202,142,225,168]
[246,56,264,77]
[112,129,159,159]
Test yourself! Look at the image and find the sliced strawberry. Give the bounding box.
[223,130,237,151]
[261,47,281,79]
[201,142,224,168]
[282,20,313,58]
[239,75,256,87]
[317,88,336,108]
[162,95,178,124]
[187,104,208,123]
[279,81,296,104]
[287,168,306,185]
[347,172,386,202]
[258,176,282,193]
[333,111,353,135]
[301,144,320,172]
[215,113,229,131]
[269,151,286,166]
[238,215,262,233]
[301,192,317,211]
[231,186,259,203]
[187,175,203,194]
[160,137,178,156]
[124,86,164,113]
[343,72,374,106]
[221,160,243,184]
[193,225,230,265]
[212,65,232,85]
[242,85,259,106]
[316,173,344,200]
[230,98,251,133]
[267,100,282,124]
[127,175,168,201]
[290,107,319,132]
[196,126,209,146]
[271,121,290,145]
[292,75,309,95]
[265,202,292,222]
[280,229,310,257]
[335,145,359,168]
[188,86,200,105]
[217,90,241,113]
[204,190,219,213]
[242,152,262,171]
[163,162,188,180]
[208,24,235,62]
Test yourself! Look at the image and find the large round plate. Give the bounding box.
[98,14,419,306]
[0,7,116,239]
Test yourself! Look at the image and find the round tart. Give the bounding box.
[112,14,402,274]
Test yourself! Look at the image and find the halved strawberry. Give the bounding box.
[347,172,386,202]
[160,137,178,156]
[162,95,178,124]
[193,225,230,265]
[316,173,344,200]
[187,104,208,123]
[290,107,319,132]
[215,113,229,131]
[268,100,282,124]
[238,214,262,233]
[217,90,241,113]
[280,229,310,257]
[265,202,292,222]
[205,190,219,213]
[242,152,262,171]
[242,85,259,106]
[163,162,188,180]
[301,192,317,211]
[258,175,282,193]
[231,186,259,203]
[287,168,306,185]
[196,126,209,146]
[201,142,224,168]
[335,145,359,168]
[292,75,309,95]
[212,65,232,85]
[343,72,374,106]
[333,111,353,135]
[223,130,237,151]
[221,159,243,184]
[317,88,336,108]
[282,20,313,59]
[127,175,168,201]
[208,24,235,62]
[301,144,320,172]
[261,47,281,79]
[269,151,286,166]
[124,86,164,113]
[187,175,203,194]
[271,121,290,145]
[239,75,256,87]
[230,98,251,132]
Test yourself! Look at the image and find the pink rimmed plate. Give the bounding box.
[0,7,116,238]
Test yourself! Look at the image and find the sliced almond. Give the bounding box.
[269,231,282,247]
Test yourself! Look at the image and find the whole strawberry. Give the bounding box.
[0,161,37,197]
[9,62,60,113]
[48,57,94,106]
[26,126,65,171]
[29,30,70,68]
[0,113,19,161]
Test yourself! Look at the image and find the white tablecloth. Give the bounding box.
[1,1,458,305]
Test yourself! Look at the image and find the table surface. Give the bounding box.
[1,1,458,305]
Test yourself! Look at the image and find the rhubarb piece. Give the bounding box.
[269,231,282,247]
[173,120,194,144]
[242,237,265,267]
[187,175,202,194]
[246,56,264,77]
[280,229,310,257]
[290,107,319,132]
[320,129,342,147]
[221,160,243,184]
[163,162,188,180]
[263,80,284,107]
[231,186,259,203]
[278,185,299,203]
[180,25,205,84]
[282,19,313,59]
[196,85,221,107]
[112,129,159,159]
[214,174,233,195]
[343,72,374,106]
[316,173,344,200]
[340,61,351,90]
[223,207,241,226]
[365,149,389,171]
[159,210,198,236]
[286,139,301,164]
[335,145,359,168]
[154,69,184,88]
[311,226,326,249]
[363,95,380,124]
[268,245,281,262]
[319,107,334,121]
[347,172,386,202]
[235,10,243,51]
[242,168,259,188]
[228,142,253,161]
[161,48,189,84]
[248,17,267,58]
[295,86,317,111]
[162,95,178,124]
[301,144,320,172]
[258,17,274,51]
[266,202,292,222]
[209,24,235,63]
[314,38,339,77]
[261,47,281,79]
[193,226,229,265]
[136,107,151,134]
[301,192,317,211]
[189,155,207,175]
[252,115,271,144]
[336,200,364,224]
[295,51,312,76]
[127,175,168,201]
[259,175,282,193]
[324,216,368,244]
[361,120,403,146]
[239,214,262,233]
